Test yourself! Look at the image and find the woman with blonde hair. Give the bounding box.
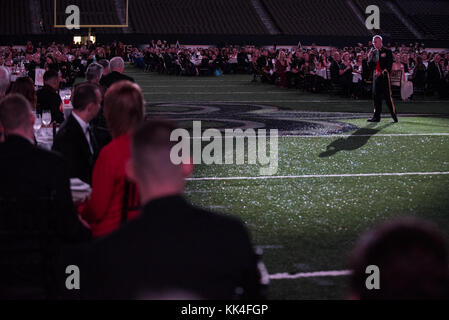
[392,53,413,102]
[80,80,145,237]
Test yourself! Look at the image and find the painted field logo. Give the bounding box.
[170,121,279,176]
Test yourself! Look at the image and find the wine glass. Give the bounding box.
[42,111,51,127]
[33,114,42,134]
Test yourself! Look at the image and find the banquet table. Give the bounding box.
[316,69,328,79]
[352,72,362,83]
[35,127,55,150]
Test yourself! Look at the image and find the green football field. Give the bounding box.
[126,66,449,300]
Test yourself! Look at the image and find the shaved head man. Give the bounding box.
[0,94,90,299]
[0,94,35,142]
[82,120,263,300]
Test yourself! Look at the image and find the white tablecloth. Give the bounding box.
[316,69,327,79]
[35,128,53,150]
[352,72,362,83]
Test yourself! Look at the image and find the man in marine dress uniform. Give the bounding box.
[367,35,398,123]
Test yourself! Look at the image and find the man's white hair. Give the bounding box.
[372,35,383,42]
[110,56,125,71]
[0,66,11,96]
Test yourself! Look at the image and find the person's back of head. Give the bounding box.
[43,69,59,90]
[71,82,102,122]
[109,57,125,74]
[0,94,34,141]
[103,81,144,139]
[10,77,37,108]
[85,62,104,84]
[0,66,11,98]
[348,218,449,299]
[98,59,110,76]
[127,120,193,204]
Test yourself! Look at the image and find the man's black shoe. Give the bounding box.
[367,118,380,122]
[392,115,398,123]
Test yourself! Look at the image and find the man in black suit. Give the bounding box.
[85,63,111,139]
[0,94,90,299]
[36,70,65,124]
[99,57,134,89]
[427,54,445,98]
[329,52,342,85]
[78,120,262,300]
[367,35,398,123]
[52,83,102,184]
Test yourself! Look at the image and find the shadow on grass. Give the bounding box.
[319,123,392,157]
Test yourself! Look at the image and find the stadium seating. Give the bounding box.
[260,0,369,36]
[0,0,32,35]
[40,0,124,34]
[129,0,267,35]
[395,0,449,40]
[354,0,416,40]
[1,0,448,44]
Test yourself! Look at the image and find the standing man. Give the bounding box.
[367,35,398,123]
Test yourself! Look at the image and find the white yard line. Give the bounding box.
[187,171,449,182]
[140,85,253,88]
[256,245,284,250]
[144,92,303,95]
[186,133,449,139]
[269,270,352,280]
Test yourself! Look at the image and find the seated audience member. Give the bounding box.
[81,81,144,237]
[0,94,90,299]
[52,83,102,184]
[348,218,449,300]
[36,70,64,123]
[85,62,104,86]
[98,59,110,76]
[79,120,262,299]
[85,63,109,132]
[10,77,37,109]
[99,57,134,89]
[0,66,11,99]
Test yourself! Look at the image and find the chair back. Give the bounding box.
[391,69,402,87]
